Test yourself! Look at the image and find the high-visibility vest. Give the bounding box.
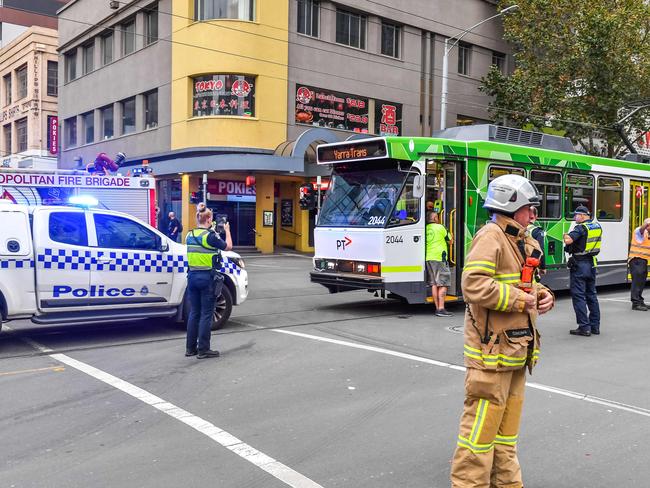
[185,228,220,271]
[629,229,650,262]
[574,221,602,256]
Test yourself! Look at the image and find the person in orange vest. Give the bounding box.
[629,218,650,311]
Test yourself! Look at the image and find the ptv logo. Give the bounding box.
[336,236,352,251]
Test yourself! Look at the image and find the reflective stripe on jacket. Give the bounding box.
[574,221,602,256]
[186,228,220,271]
[629,228,650,262]
[462,214,553,372]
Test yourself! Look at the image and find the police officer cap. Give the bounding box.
[574,205,590,216]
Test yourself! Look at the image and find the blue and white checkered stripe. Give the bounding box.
[0,258,35,269]
[33,248,241,276]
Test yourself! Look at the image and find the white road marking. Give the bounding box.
[600,298,630,303]
[271,328,650,418]
[7,327,323,488]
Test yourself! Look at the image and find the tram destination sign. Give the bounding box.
[317,139,388,164]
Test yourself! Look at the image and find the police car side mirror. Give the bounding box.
[412,174,425,199]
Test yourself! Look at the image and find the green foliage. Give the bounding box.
[481,0,650,156]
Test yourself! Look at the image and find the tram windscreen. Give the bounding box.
[317,160,406,227]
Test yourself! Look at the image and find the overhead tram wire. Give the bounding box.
[112,0,511,80]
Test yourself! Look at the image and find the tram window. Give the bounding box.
[488,166,525,181]
[530,170,561,219]
[389,174,420,227]
[565,173,594,218]
[596,176,623,221]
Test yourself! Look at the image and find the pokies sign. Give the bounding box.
[193,74,255,118]
[295,84,369,133]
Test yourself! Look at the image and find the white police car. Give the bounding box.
[0,201,248,331]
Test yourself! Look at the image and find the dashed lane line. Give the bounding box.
[6,326,323,488]
[267,328,650,419]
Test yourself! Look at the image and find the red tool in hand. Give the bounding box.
[519,249,542,293]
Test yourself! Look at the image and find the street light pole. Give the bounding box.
[439,4,518,131]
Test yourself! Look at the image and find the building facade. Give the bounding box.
[0,26,59,169]
[0,0,67,47]
[57,0,511,253]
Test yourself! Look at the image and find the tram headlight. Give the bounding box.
[356,263,366,273]
[326,260,336,270]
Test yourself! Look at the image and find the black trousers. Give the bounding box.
[629,257,648,306]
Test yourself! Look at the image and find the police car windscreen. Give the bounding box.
[317,160,404,227]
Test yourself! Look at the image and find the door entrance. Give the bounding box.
[425,160,462,298]
[208,201,256,246]
[630,180,650,233]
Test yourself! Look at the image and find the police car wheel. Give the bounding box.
[211,285,233,330]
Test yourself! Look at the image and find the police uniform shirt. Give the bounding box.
[565,222,589,258]
[203,231,228,251]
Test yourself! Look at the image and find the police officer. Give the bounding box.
[450,174,554,488]
[563,205,602,336]
[185,203,233,359]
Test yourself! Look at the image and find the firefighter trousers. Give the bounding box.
[450,367,527,488]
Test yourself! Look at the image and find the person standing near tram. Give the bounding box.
[628,218,650,311]
[185,203,233,359]
[450,174,554,488]
[425,211,453,317]
[563,205,602,336]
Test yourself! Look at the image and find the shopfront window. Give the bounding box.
[192,74,255,117]
[295,84,368,133]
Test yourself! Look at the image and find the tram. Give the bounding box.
[310,125,650,303]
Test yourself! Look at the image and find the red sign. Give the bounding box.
[232,80,251,97]
[48,116,58,155]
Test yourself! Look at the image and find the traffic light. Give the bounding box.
[190,191,203,204]
[299,183,316,210]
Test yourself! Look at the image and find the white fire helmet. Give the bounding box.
[483,174,540,214]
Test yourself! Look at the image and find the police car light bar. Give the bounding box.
[68,195,99,207]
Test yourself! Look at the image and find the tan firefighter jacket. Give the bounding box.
[462,214,554,373]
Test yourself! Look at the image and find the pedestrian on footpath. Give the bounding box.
[628,218,650,311]
[563,205,602,336]
[425,211,453,317]
[185,203,232,359]
[450,174,554,488]
[168,212,182,243]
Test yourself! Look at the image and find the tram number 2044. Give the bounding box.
[386,235,403,244]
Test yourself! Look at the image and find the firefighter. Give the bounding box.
[450,174,555,488]
[563,205,602,336]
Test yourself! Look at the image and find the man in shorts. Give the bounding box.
[426,211,453,317]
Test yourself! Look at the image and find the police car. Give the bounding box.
[0,200,248,332]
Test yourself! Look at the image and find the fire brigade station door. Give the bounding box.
[426,161,462,298]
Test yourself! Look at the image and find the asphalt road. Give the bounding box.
[1,254,649,488]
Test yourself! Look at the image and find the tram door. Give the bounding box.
[630,180,650,232]
[425,161,462,298]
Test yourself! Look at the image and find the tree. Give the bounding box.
[481,0,650,157]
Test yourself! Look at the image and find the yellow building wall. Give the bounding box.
[170,1,289,151]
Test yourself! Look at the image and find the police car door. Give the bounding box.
[88,211,173,308]
[34,208,92,310]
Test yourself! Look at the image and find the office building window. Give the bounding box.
[82,111,94,144]
[16,65,27,99]
[122,19,136,56]
[3,74,11,105]
[47,61,58,96]
[101,32,114,65]
[194,0,254,21]
[492,51,506,74]
[381,22,400,58]
[336,9,366,50]
[121,97,136,134]
[65,117,77,148]
[100,105,114,139]
[3,123,12,155]
[458,42,471,75]
[82,42,94,74]
[16,118,27,152]
[297,0,319,37]
[145,5,158,45]
[144,90,158,129]
[65,50,77,82]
